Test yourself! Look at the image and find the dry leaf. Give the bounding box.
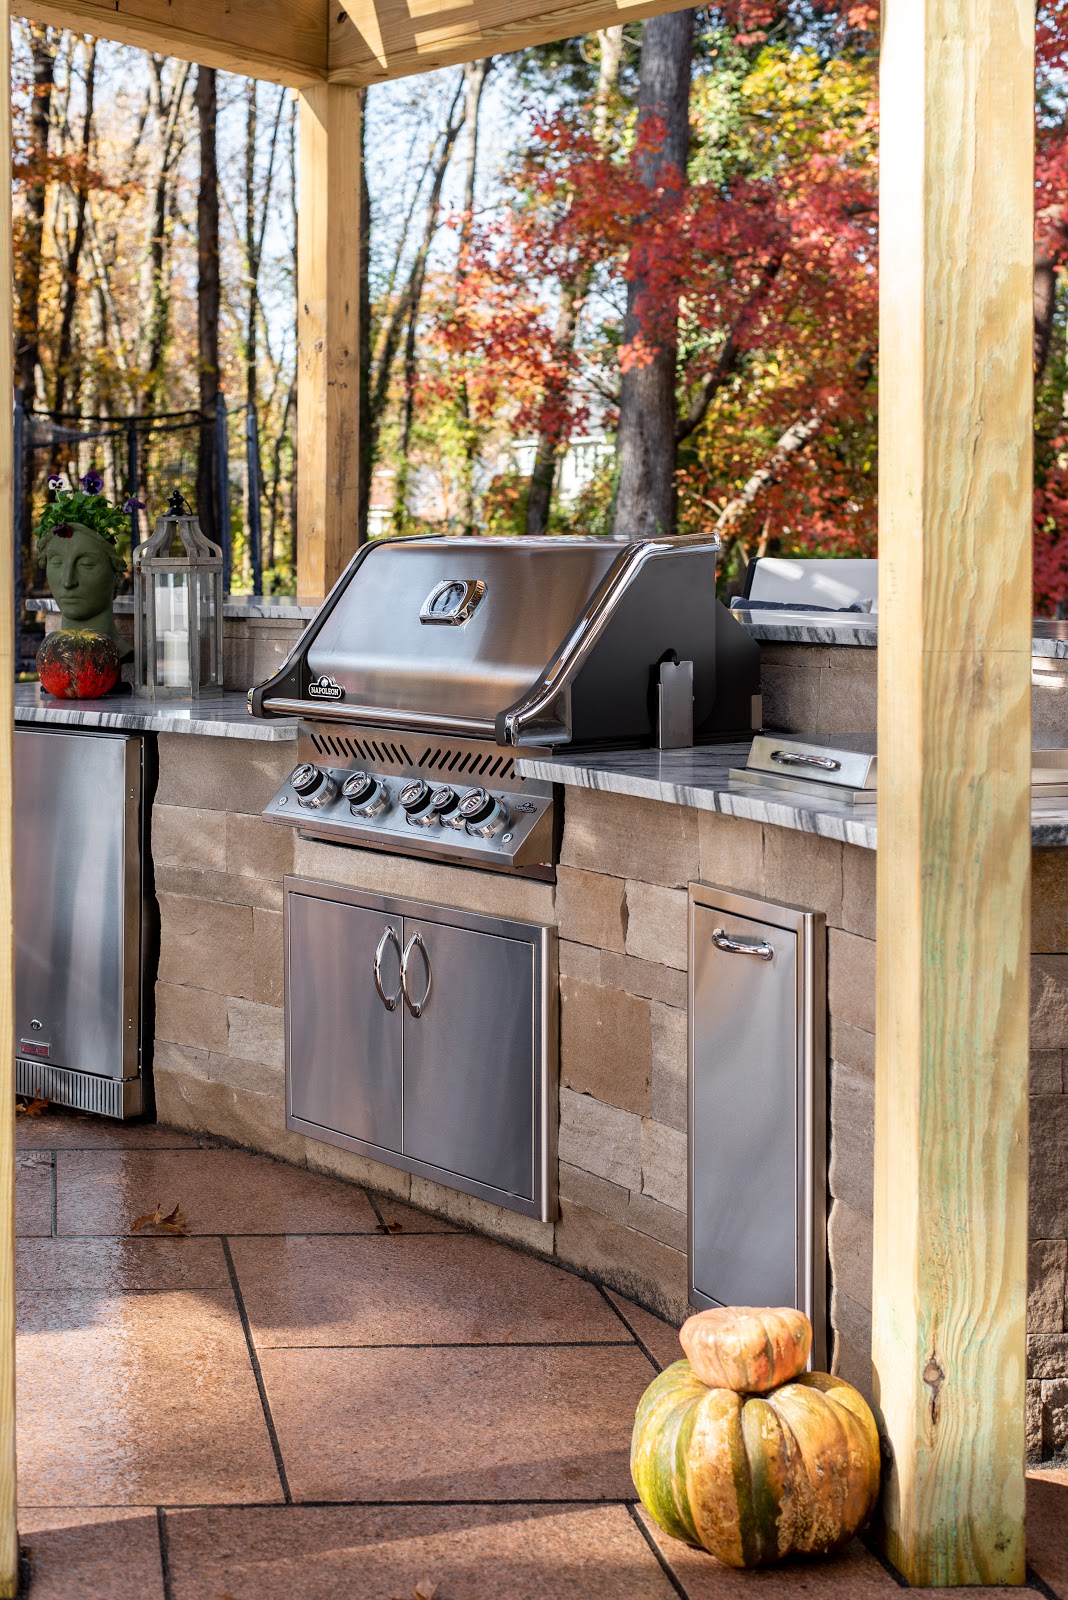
[376,1221,403,1234]
[132,1200,189,1235]
[414,1581,438,1600]
[16,1097,50,1117]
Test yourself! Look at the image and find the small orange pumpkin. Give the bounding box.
[680,1305,811,1394]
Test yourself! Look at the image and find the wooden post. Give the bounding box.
[872,0,1033,1585]
[296,84,361,603]
[0,2,20,1593]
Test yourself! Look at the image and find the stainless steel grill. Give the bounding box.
[252,533,761,875]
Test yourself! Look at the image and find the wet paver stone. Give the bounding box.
[14,1109,1068,1597]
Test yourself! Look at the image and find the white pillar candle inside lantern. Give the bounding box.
[133,490,224,700]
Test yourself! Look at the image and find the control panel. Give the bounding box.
[263,761,554,877]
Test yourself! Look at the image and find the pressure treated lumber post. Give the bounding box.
[0,3,20,1593]
[872,0,1033,1585]
[296,84,361,601]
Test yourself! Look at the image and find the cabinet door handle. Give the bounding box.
[712,927,774,961]
[373,925,403,1010]
[770,750,841,772]
[400,931,432,1018]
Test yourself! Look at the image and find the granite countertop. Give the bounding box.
[515,744,1068,851]
[27,596,317,622]
[729,606,879,648]
[13,683,300,741]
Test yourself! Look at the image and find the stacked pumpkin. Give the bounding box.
[631,1305,881,1569]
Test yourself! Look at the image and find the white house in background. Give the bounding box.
[511,434,614,504]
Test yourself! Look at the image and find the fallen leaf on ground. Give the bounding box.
[391,1582,438,1600]
[16,1098,50,1117]
[132,1200,189,1235]
[376,1221,403,1234]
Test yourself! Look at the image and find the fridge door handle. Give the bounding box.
[373,925,403,1011]
[400,932,432,1018]
[711,927,775,961]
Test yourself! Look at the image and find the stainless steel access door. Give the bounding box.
[689,885,826,1363]
[401,916,536,1202]
[286,890,403,1150]
[15,726,142,1087]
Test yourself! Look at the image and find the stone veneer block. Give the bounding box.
[1028,1332,1068,1380]
[827,1199,873,1312]
[624,882,688,971]
[227,999,286,1072]
[762,829,843,927]
[829,1058,875,1218]
[830,1019,875,1078]
[651,1002,687,1133]
[156,734,295,815]
[554,1198,689,1323]
[153,865,283,912]
[840,845,876,939]
[293,837,555,925]
[558,1088,641,1190]
[1029,1239,1068,1333]
[407,1175,555,1255]
[560,978,652,1116]
[1040,1378,1068,1453]
[560,788,699,888]
[1034,851,1068,954]
[158,895,255,998]
[559,942,688,1009]
[227,813,295,883]
[555,866,627,952]
[816,655,877,733]
[1031,956,1068,1050]
[155,982,229,1054]
[252,909,284,1007]
[154,1067,309,1167]
[154,1039,283,1099]
[1032,1051,1065,1094]
[1031,1095,1068,1239]
[640,1119,686,1214]
[760,662,822,734]
[152,805,228,872]
[304,1138,413,1203]
[696,811,764,896]
[830,1283,873,1401]
[827,929,876,1035]
[1027,1380,1044,1456]
[558,1163,687,1253]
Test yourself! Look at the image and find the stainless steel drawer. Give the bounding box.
[689,885,826,1363]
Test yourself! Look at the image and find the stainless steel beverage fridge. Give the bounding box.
[15,725,153,1117]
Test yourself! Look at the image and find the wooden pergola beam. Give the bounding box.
[17,0,329,86]
[872,0,1033,1584]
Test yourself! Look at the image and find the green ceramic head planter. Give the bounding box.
[36,472,135,641]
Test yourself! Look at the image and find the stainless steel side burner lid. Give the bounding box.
[731,733,878,807]
[733,730,1068,807]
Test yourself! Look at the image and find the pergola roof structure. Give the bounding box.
[0,0,1037,1591]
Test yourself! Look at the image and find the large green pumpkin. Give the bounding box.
[632,1359,880,1568]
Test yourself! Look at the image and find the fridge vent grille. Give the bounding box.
[16,1059,139,1119]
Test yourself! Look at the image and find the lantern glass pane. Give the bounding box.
[154,571,191,690]
[196,571,220,687]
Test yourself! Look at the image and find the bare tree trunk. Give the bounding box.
[525,28,622,536]
[195,65,220,543]
[15,23,56,406]
[53,39,97,420]
[456,57,491,533]
[611,10,694,541]
[141,58,192,413]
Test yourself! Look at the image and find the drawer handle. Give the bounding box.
[712,927,774,961]
[770,750,841,772]
[400,932,433,1018]
[373,925,403,1011]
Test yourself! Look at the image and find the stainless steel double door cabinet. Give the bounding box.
[689,885,826,1363]
[285,877,556,1220]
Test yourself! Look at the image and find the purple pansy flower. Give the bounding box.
[80,470,104,495]
[122,497,145,514]
[53,523,74,538]
[47,473,64,492]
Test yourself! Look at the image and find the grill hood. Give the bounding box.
[250,534,760,748]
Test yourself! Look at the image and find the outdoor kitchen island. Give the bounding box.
[14,611,1068,1466]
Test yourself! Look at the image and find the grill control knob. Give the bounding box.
[433,786,467,830]
[400,778,437,826]
[458,787,509,837]
[292,763,337,809]
[342,770,390,818]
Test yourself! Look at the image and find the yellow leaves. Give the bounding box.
[131,1200,188,1235]
[16,1097,50,1117]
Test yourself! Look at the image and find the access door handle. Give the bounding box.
[400,932,433,1018]
[712,927,774,961]
[373,925,403,1010]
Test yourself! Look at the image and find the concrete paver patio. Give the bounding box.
[13,1109,1068,1597]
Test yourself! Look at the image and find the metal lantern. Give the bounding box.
[133,490,224,699]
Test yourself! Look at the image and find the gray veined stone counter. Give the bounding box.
[13,683,300,741]
[515,743,1068,849]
